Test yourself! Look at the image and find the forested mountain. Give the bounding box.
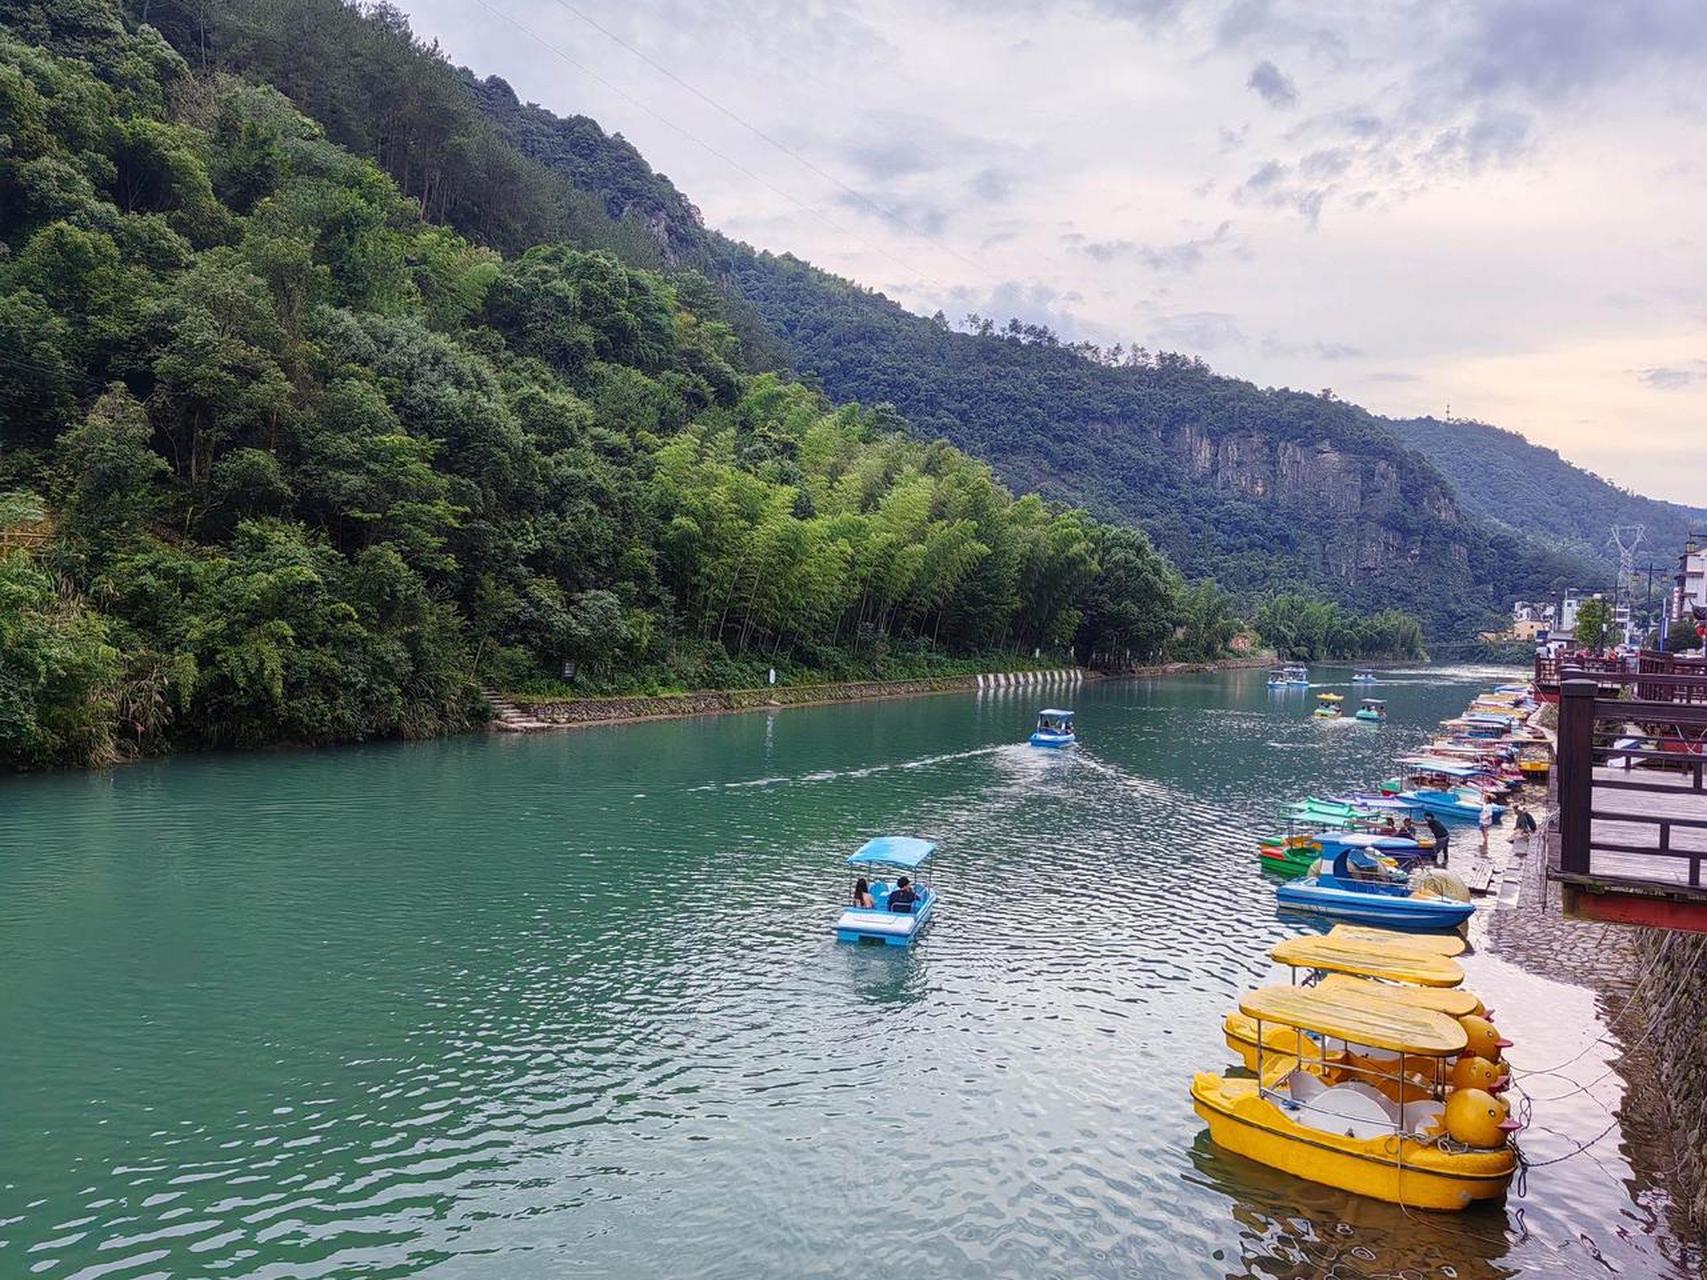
[436,24,1612,635]
[87,0,1617,642]
[699,250,1596,636]
[1389,416,1706,571]
[2,0,1255,769]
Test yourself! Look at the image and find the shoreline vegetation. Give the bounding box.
[495,655,1279,732]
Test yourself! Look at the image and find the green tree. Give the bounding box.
[56,384,172,561]
[1574,597,1614,650]
[0,552,121,768]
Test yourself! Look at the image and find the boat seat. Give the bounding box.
[835,909,913,936]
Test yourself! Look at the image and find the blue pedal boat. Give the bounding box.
[1314,830,1437,871]
[1275,846,1474,932]
[1029,708,1077,748]
[834,837,939,946]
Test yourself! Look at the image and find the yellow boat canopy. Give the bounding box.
[1240,984,1469,1057]
[1271,935,1465,988]
[1328,924,1467,958]
[1317,973,1483,1018]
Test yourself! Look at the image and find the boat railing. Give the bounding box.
[1251,1015,1449,1120]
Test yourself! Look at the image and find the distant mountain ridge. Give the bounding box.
[1388,416,1706,573]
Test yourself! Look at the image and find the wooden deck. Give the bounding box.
[1548,671,1707,929]
[1584,766,1707,887]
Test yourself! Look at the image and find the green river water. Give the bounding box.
[1,667,1698,1278]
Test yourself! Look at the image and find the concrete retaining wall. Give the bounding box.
[504,658,1274,731]
[514,669,1087,727]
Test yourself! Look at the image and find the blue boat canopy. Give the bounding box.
[1038,709,1075,719]
[847,836,937,869]
[1398,757,1481,777]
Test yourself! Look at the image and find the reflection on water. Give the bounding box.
[0,666,1693,1278]
[1184,1129,1519,1279]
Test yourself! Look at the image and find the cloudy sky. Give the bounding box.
[400,0,1706,506]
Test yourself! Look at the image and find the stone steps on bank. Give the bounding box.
[481,687,554,733]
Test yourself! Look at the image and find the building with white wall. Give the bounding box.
[1673,539,1707,622]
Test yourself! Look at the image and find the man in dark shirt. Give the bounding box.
[888,876,919,913]
[1425,813,1450,866]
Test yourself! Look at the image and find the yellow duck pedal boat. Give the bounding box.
[1270,934,1466,988]
[1327,924,1467,958]
[1194,986,1518,1211]
[1316,972,1485,1018]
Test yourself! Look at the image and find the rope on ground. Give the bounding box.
[1512,931,1707,1096]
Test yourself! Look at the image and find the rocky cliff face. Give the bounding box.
[1171,424,1456,520]
[1165,422,1468,582]
[462,73,709,267]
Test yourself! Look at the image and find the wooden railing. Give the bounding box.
[1553,661,1707,708]
[1555,674,1707,890]
[1636,652,1707,703]
[1535,652,1629,695]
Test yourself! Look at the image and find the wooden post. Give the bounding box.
[1556,676,1597,875]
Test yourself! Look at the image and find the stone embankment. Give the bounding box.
[493,656,1280,731]
[1487,695,1706,1254]
[507,668,1086,729]
[1633,929,1707,1235]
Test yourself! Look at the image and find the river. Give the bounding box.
[0,667,1695,1278]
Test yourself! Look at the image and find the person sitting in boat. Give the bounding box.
[888,877,919,913]
[852,877,875,908]
[1399,816,1418,841]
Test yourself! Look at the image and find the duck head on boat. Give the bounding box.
[1029,709,1077,748]
[834,836,938,946]
[1193,983,1519,1210]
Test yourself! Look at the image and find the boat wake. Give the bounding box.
[697,745,1013,792]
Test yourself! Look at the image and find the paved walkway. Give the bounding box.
[1485,798,1640,992]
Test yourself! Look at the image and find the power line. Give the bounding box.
[538,0,988,275]
[463,0,951,291]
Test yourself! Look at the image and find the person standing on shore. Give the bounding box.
[1512,802,1538,857]
[1478,798,1497,855]
[1425,812,1450,866]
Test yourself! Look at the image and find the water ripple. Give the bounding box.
[0,665,1690,1278]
